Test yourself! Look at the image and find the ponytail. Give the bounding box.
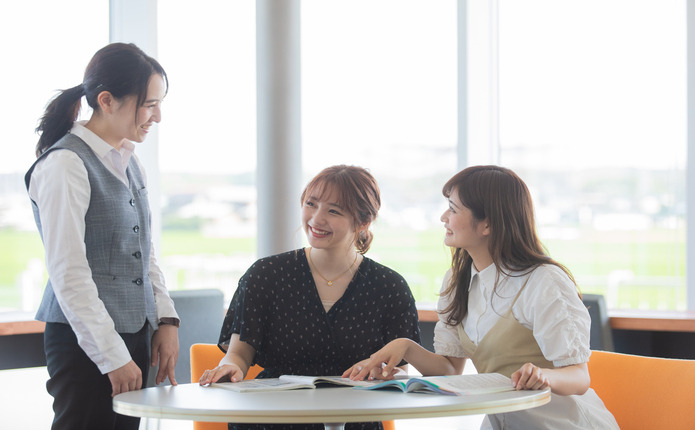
[35,84,85,157]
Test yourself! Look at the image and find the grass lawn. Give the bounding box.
[0,230,45,307]
[0,226,686,310]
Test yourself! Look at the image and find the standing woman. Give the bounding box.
[25,43,179,430]
[346,166,618,429]
[200,165,421,430]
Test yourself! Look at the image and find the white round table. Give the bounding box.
[113,383,550,430]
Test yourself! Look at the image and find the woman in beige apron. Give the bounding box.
[345,165,618,430]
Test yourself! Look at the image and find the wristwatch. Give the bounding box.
[158,317,180,328]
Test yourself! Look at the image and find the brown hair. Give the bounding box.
[440,165,576,325]
[300,165,381,254]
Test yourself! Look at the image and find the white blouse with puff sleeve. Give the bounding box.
[433,263,592,367]
[432,264,619,430]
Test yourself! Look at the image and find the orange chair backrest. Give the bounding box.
[588,350,695,430]
[190,343,263,430]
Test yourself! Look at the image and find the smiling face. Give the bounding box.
[98,74,166,147]
[302,186,359,252]
[440,187,489,254]
[113,73,165,143]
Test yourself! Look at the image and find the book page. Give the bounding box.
[280,375,376,387]
[424,373,514,395]
[211,378,310,392]
[357,379,409,392]
[211,376,378,393]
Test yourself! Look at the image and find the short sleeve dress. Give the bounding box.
[218,248,421,430]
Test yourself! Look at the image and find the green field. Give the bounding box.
[0,226,686,311]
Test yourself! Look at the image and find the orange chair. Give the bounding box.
[382,420,396,430]
[588,350,695,430]
[190,343,395,430]
[190,343,262,430]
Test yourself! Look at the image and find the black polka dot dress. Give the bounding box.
[218,248,421,430]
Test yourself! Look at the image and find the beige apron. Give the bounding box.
[456,279,554,377]
[454,276,620,429]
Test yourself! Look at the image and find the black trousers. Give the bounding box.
[44,321,150,430]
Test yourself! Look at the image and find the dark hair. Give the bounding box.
[440,165,576,325]
[300,165,381,254]
[35,43,168,157]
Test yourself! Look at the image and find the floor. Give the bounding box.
[0,367,484,430]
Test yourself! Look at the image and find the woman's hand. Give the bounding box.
[199,334,256,387]
[150,324,179,385]
[512,362,589,395]
[342,359,403,381]
[342,338,411,381]
[511,363,550,391]
[199,363,244,386]
[108,360,142,397]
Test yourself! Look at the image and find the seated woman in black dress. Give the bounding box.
[199,165,421,430]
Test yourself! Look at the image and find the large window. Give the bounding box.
[302,0,458,304]
[0,0,108,312]
[156,1,257,299]
[0,1,689,313]
[485,0,687,309]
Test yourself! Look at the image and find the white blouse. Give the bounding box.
[433,263,592,367]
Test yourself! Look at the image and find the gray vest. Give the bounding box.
[25,134,158,333]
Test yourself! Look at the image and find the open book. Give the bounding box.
[211,373,514,396]
[356,373,515,396]
[211,375,375,393]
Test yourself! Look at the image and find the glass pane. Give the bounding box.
[0,0,109,312]
[302,0,458,304]
[497,0,686,310]
[157,1,257,299]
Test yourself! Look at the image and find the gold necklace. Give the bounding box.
[307,247,358,286]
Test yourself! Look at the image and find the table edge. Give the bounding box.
[113,386,551,424]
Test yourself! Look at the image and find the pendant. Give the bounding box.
[327,281,333,286]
